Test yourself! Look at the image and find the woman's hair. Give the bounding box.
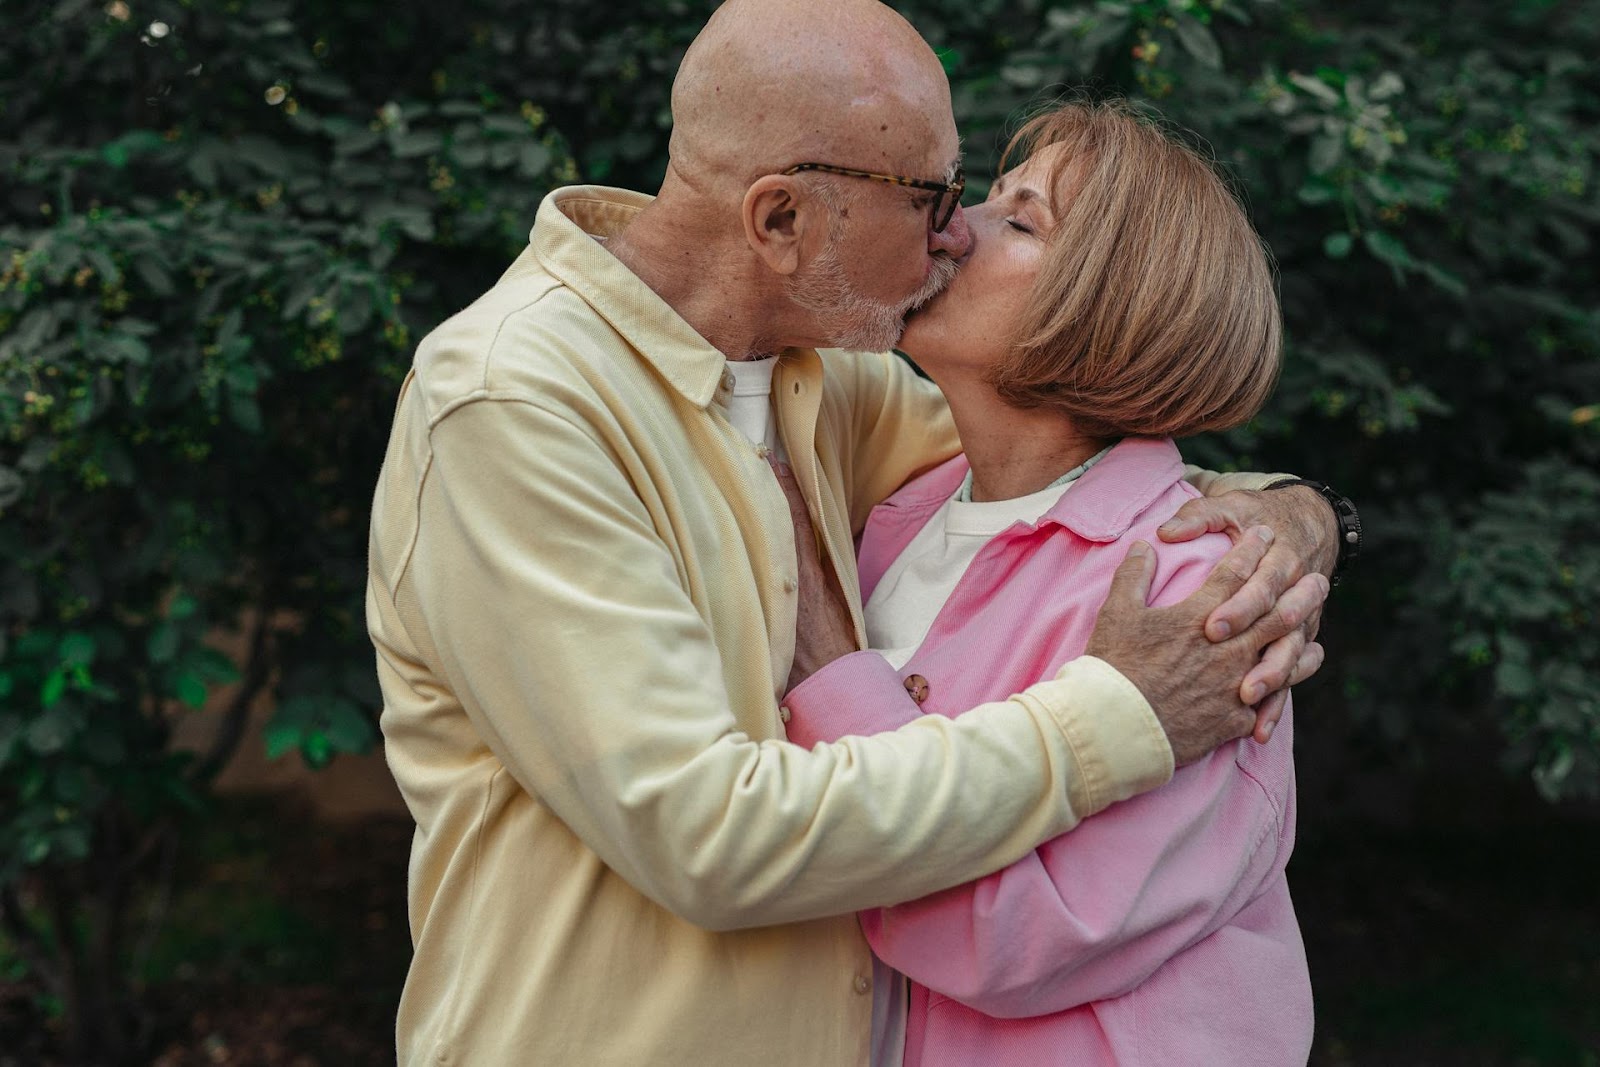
[989,99,1281,439]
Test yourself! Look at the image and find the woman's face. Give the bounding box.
[897,143,1067,376]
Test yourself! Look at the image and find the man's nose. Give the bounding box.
[929,203,971,258]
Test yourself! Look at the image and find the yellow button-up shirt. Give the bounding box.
[368,186,1189,1065]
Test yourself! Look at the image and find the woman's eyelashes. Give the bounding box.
[1006,217,1036,236]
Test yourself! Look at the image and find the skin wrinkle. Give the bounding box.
[604,0,969,361]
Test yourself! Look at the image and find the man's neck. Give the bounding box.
[604,200,782,362]
[938,376,1110,502]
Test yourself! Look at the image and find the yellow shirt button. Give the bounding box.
[852,974,871,995]
[783,577,797,593]
[779,705,792,724]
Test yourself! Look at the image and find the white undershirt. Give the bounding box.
[865,479,1080,669]
[723,357,787,461]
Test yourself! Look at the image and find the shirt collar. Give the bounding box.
[530,185,727,408]
[879,436,1188,542]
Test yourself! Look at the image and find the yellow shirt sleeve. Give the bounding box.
[1181,464,1295,496]
[401,396,1171,930]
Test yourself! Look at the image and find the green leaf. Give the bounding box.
[264,719,302,761]
[1080,13,1131,55]
[1297,181,1338,206]
[1308,134,1343,175]
[391,130,445,158]
[0,713,22,765]
[26,705,69,753]
[518,142,552,176]
[58,632,96,667]
[133,258,176,297]
[1172,17,1222,70]
[323,697,376,754]
[1288,71,1341,105]
[1419,261,1468,298]
[227,393,264,434]
[175,673,209,710]
[55,824,92,862]
[1495,659,1537,698]
[1323,233,1354,259]
[0,464,23,509]
[40,671,67,709]
[147,622,180,664]
[1363,229,1413,268]
[303,730,332,767]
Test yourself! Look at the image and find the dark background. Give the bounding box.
[2,0,1596,1062]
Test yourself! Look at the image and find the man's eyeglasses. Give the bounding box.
[781,161,965,234]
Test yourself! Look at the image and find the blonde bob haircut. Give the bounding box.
[989,100,1282,439]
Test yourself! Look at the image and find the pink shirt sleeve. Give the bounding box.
[782,650,923,747]
[786,544,1293,1019]
[859,728,1288,1017]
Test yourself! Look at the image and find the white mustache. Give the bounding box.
[902,255,962,316]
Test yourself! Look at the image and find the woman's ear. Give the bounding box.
[742,175,817,276]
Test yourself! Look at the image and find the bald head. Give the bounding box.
[605,1,968,360]
[669,0,957,190]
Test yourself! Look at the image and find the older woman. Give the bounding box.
[780,101,1313,1066]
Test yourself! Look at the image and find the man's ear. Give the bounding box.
[742,175,822,276]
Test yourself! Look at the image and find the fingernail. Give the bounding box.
[1259,721,1275,741]
[1210,620,1231,640]
[1244,682,1266,703]
[1255,526,1275,545]
[1128,540,1149,558]
[1157,520,1181,535]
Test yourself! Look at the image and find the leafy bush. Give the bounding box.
[0,0,573,1058]
[2,0,1596,1060]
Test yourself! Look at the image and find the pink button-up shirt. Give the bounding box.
[784,437,1313,1066]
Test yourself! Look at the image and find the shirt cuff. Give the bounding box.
[781,651,923,748]
[1017,656,1174,817]
[1182,464,1296,496]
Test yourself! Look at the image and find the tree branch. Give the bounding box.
[188,610,273,786]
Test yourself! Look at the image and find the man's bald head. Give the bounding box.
[605,0,969,360]
[669,0,957,191]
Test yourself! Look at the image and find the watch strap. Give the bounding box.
[1264,477,1361,583]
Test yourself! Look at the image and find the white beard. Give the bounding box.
[786,226,961,352]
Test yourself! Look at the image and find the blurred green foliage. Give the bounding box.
[0,0,575,1057]
[0,0,1596,1060]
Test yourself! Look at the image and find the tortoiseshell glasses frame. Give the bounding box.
[780,161,965,233]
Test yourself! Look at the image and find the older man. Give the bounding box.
[366,1,1339,1063]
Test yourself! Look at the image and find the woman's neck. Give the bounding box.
[940,378,1111,502]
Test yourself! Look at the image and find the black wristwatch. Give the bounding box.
[1264,478,1361,584]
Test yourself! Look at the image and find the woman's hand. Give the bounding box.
[769,460,860,693]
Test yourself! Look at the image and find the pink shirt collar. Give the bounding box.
[874,436,1187,544]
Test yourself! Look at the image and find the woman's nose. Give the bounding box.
[928,203,971,258]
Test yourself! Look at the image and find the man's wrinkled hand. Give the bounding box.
[1085,530,1328,764]
[1156,485,1337,740]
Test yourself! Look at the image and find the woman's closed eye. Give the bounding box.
[1006,217,1037,236]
